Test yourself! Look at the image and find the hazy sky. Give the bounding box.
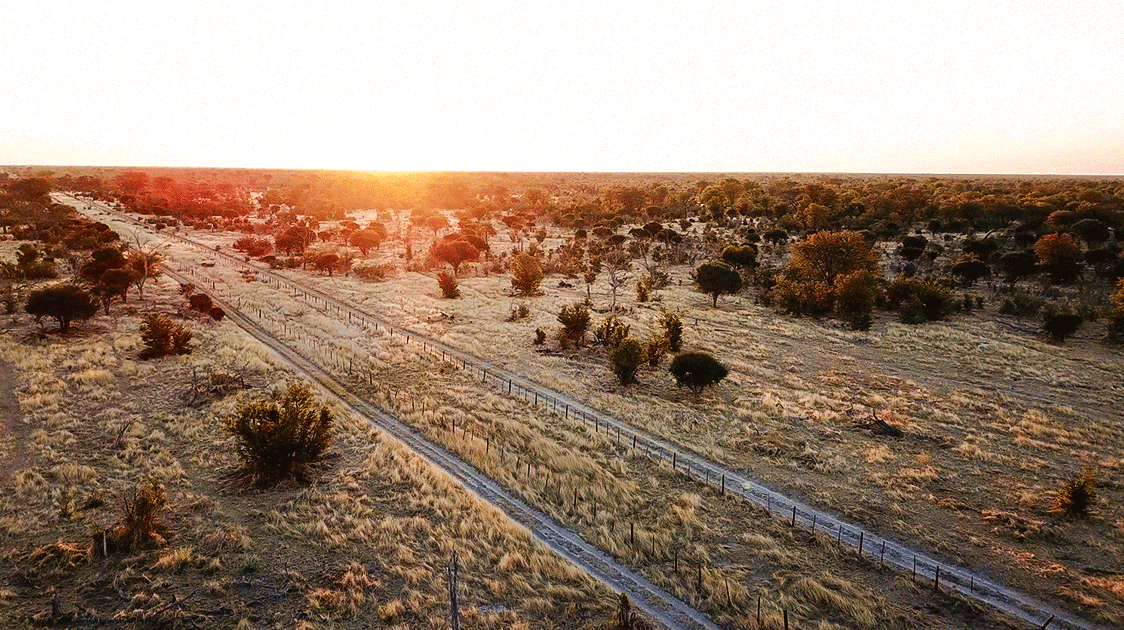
[2,1,1122,173]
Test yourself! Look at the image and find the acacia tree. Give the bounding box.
[432,240,479,276]
[694,260,742,307]
[348,227,384,255]
[26,283,99,332]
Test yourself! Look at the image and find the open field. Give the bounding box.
[45,200,1069,629]
[74,197,1124,628]
[0,264,620,629]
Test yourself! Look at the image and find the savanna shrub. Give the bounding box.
[646,332,667,367]
[998,289,1043,318]
[658,311,683,352]
[886,276,953,323]
[668,352,728,395]
[557,302,591,346]
[226,382,333,485]
[105,481,170,553]
[1041,307,1082,343]
[187,292,213,313]
[208,306,226,321]
[1053,466,1098,517]
[437,271,460,298]
[595,316,630,348]
[534,327,546,345]
[139,313,193,359]
[611,338,646,385]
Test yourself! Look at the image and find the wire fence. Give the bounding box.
[85,196,1092,630]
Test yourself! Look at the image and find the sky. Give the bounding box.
[2,1,1122,174]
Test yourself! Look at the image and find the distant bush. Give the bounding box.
[595,316,630,349]
[354,262,394,281]
[437,271,460,298]
[511,253,544,297]
[998,290,1044,318]
[557,302,591,347]
[886,276,953,324]
[226,382,333,485]
[645,333,667,367]
[208,306,225,321]
[187,292,213,313]
[139,313,193,359]
[1053,466,1098,517]
[658,311,683,352]
[1041,305,1082,343]
[668,352,728,395]
[534,327,546,345]
[611,338,646,385]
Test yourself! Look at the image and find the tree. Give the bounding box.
[348,228,383,255]
[96,267,141,313]
[1041,305,1082,343]
[426,214,449,235]
[557,302,591,347]
[950,256,990,286]
[274,225,315,256]
[720,244,758,269]
[437,271,460,298]
[611,338,646,385]
[668,352,728,395]
[81,247,127,282]
[511,253,544,297]
[432,240,479,276]
[1035,233,1082,284]
[126,248,163,298]
[999,251,1038,285]
[139,312,193,359]
[25,283,99,332]
[694,260,742,307]
[225,382,333,485]
[774,231,880,317]
[310,252,341,275]
[603,249,632,314]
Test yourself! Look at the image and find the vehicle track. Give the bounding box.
[65,194,1104,630]
[156,264,718,630]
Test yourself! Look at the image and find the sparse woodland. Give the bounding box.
[2,168,1123,628]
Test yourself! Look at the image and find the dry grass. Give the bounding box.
[54,206,1119,626]
[0,266,616,630]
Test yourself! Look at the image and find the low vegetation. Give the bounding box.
[225,381,334,485]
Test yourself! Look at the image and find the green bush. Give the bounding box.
[139,313,193,359]
[611,338,646,385]
[225,382,333,485]
[886,276,953,324]
[998,290,1043,318]
[557,302,591,347]
[668,352,728,395]
[595,316,630,349]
